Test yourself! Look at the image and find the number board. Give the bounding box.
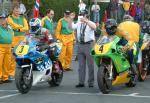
[16,45,29,56]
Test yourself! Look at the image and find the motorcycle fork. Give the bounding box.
[108,60,113,80]
[101,59,113,80]
[28,64,33,79]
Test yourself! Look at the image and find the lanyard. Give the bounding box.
[80,23,87,35]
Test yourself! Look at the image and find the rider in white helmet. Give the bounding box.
[29,18,60,60]
[29,18,53,43]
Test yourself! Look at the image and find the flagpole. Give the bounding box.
[34,0,40,18]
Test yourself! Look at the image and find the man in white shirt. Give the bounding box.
[19,1,26,15]
[91,1,100,23]
[71,10,96,88]
[78,0,86,14]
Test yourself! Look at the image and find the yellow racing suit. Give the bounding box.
[0,25,14,81]
[8,15,29,77]
[55,17,75,70]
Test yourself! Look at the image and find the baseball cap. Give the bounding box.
[64,10,71,15]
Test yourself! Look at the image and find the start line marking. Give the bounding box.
[0,90,150,99]
[0,93,20,100]
[51,92,150,99]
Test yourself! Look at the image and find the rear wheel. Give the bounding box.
[97,65,112,94]
[137,51,149,81]
[126,64,137,87]
[48,60,63,87]
[15,66,33,94]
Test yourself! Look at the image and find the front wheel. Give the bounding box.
[97,65,112,94]
[15,67,33,94]
[48,60,63,87]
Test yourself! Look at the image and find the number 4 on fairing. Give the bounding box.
[99,45,104,53]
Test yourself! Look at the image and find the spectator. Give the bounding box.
[122,0,131,15]
[0,11,13,84]
[71,10,96,88]
[55,10,75,71]
[107,0,118,20]
[117,3,124,23]
[78,0,86,14]
[19,1,26,15]
[0,0,2,11]
[140,0,145,22]
[144,0,150,20]
[135,3,142,23]
[8,4,29,80]
[91,1,100,24]
[130,2,137,19]
[41,9,55,36]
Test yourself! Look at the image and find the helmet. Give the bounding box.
[105,19,117,35]
[141,20,150,34]
[0,11,7,18]
[29,18,41,34]
[123,15,134,21]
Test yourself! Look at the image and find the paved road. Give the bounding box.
[0,61,150,103]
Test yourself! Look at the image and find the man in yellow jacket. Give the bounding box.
[0,11,14,83]
[122,0,131,15]
[8,4,29,79]
[55,10,75,71]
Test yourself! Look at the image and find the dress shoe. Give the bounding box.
[8,76,15,81]
[76,83,85,88]
[3,80,12,83]
[88,84,94,88]
[64,68,73,72]
[0,80,3,84]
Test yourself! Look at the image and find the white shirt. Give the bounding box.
[72,21,96,43]
[20,3,26,14]
[91,4,100,12]
[78,3,86,12]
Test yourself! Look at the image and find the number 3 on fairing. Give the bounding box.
[99,45,104,53]
[19,46,24,53]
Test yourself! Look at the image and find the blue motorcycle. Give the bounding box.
[13,36,63,94]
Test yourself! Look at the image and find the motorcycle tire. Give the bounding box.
[137,63,148,81]
[97,65,112,94]
[15,67,33,94]
[125,64,137,87]
[137,50,149,81]
[48,60,63,87]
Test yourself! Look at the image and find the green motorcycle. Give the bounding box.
[91,36,137,94]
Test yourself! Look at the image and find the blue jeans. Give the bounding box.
[92,11,100,23]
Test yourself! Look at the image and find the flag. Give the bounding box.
[103,10,107,23]
[34,0,40,18]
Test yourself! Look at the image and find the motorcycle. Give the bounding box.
[13,36,63,94]
[91,36,137,94]
[137,33,150,81]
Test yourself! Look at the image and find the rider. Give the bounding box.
[139,20,150,70]
[29,18,57,60]
[104,15,141,73]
